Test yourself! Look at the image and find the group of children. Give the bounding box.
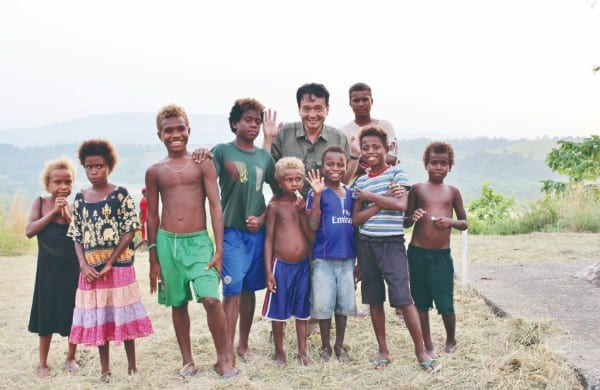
[26,100,467,381]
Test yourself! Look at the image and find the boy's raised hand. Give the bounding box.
[350,135,361,157]
[294,192,306,212]
[263,109,282,137]
[306,169,325,195]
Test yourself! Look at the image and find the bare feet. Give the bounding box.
[444,340,456,354]
[334,345,352,363]
[99,371,111,383]
[37,365,50,379]
[128,368,138,375]
[320,347,332,362]
[64,359,80,374]
[426,349,437,359]
[297,354,313,366]
[272,353,286,367]
[237,348,259,363]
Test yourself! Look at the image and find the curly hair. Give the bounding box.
[275,157,305,182]
[228,98,265,133]
[77,139,118,171]
[358,125,388,146]
[423,141,455,168]
[156,104,190,131]
[40,156,76,192]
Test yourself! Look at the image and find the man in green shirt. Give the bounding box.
[263,83,361,196]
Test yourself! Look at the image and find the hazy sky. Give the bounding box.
[1,0,599,139]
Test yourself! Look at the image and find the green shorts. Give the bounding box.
[156,229,219,306]
[408,245,455,315]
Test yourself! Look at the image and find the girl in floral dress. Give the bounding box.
[68,139,153,382]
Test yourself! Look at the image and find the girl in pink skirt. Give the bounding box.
[68,139,153,382]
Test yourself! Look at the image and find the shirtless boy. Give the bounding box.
[404,141,468,355]
[262,157,313,366]
[145,104,237,379]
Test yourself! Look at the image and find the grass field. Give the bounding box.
[2,232,597,389]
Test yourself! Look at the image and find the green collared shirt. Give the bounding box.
[271,122,350,195]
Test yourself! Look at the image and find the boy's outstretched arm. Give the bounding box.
[263,204,277,293]
[145,166,161,294]
[203,162,224,276]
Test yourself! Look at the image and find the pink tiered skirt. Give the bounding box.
[69,265,153,346]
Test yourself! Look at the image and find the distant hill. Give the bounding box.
[0,113,231,148]
[0,113,573,206]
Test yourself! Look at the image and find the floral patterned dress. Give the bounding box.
[67,186,153,346]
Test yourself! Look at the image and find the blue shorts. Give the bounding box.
[262,258,310,321]
[310,258,357,319]
[221,227,266,296]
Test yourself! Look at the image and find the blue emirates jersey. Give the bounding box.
[306,186,355,259]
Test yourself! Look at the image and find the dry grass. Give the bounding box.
[1,233,593,389]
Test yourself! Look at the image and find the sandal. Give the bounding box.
[99,371,111,383]
[178,362,197,379]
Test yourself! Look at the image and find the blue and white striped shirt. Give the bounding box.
[354,165,409,237]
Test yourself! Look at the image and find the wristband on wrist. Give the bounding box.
[147,243,157,251]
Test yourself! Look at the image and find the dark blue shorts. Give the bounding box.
[262,257,310,321]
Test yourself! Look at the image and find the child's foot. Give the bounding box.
[271,353,286,367]
[373,353,392,370]
[418,352,441,373]
[237,348,259,363]
[444,340,456,354]
[426,349,437,359]
[128,368,138,375]
[334,345,352,363]
[320,346,332,361]
[64,359,80,374]
[297,354,313,366]
[37,365,50,379]
[419,358,442,372]
[99,371,111,383]
[178,362,197,379]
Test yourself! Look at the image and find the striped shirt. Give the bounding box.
[354,165,409,237]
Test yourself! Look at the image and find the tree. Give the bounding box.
[542,135,600,194]
[468,181,516,220]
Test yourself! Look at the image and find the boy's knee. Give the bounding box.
[200,297,221,309]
